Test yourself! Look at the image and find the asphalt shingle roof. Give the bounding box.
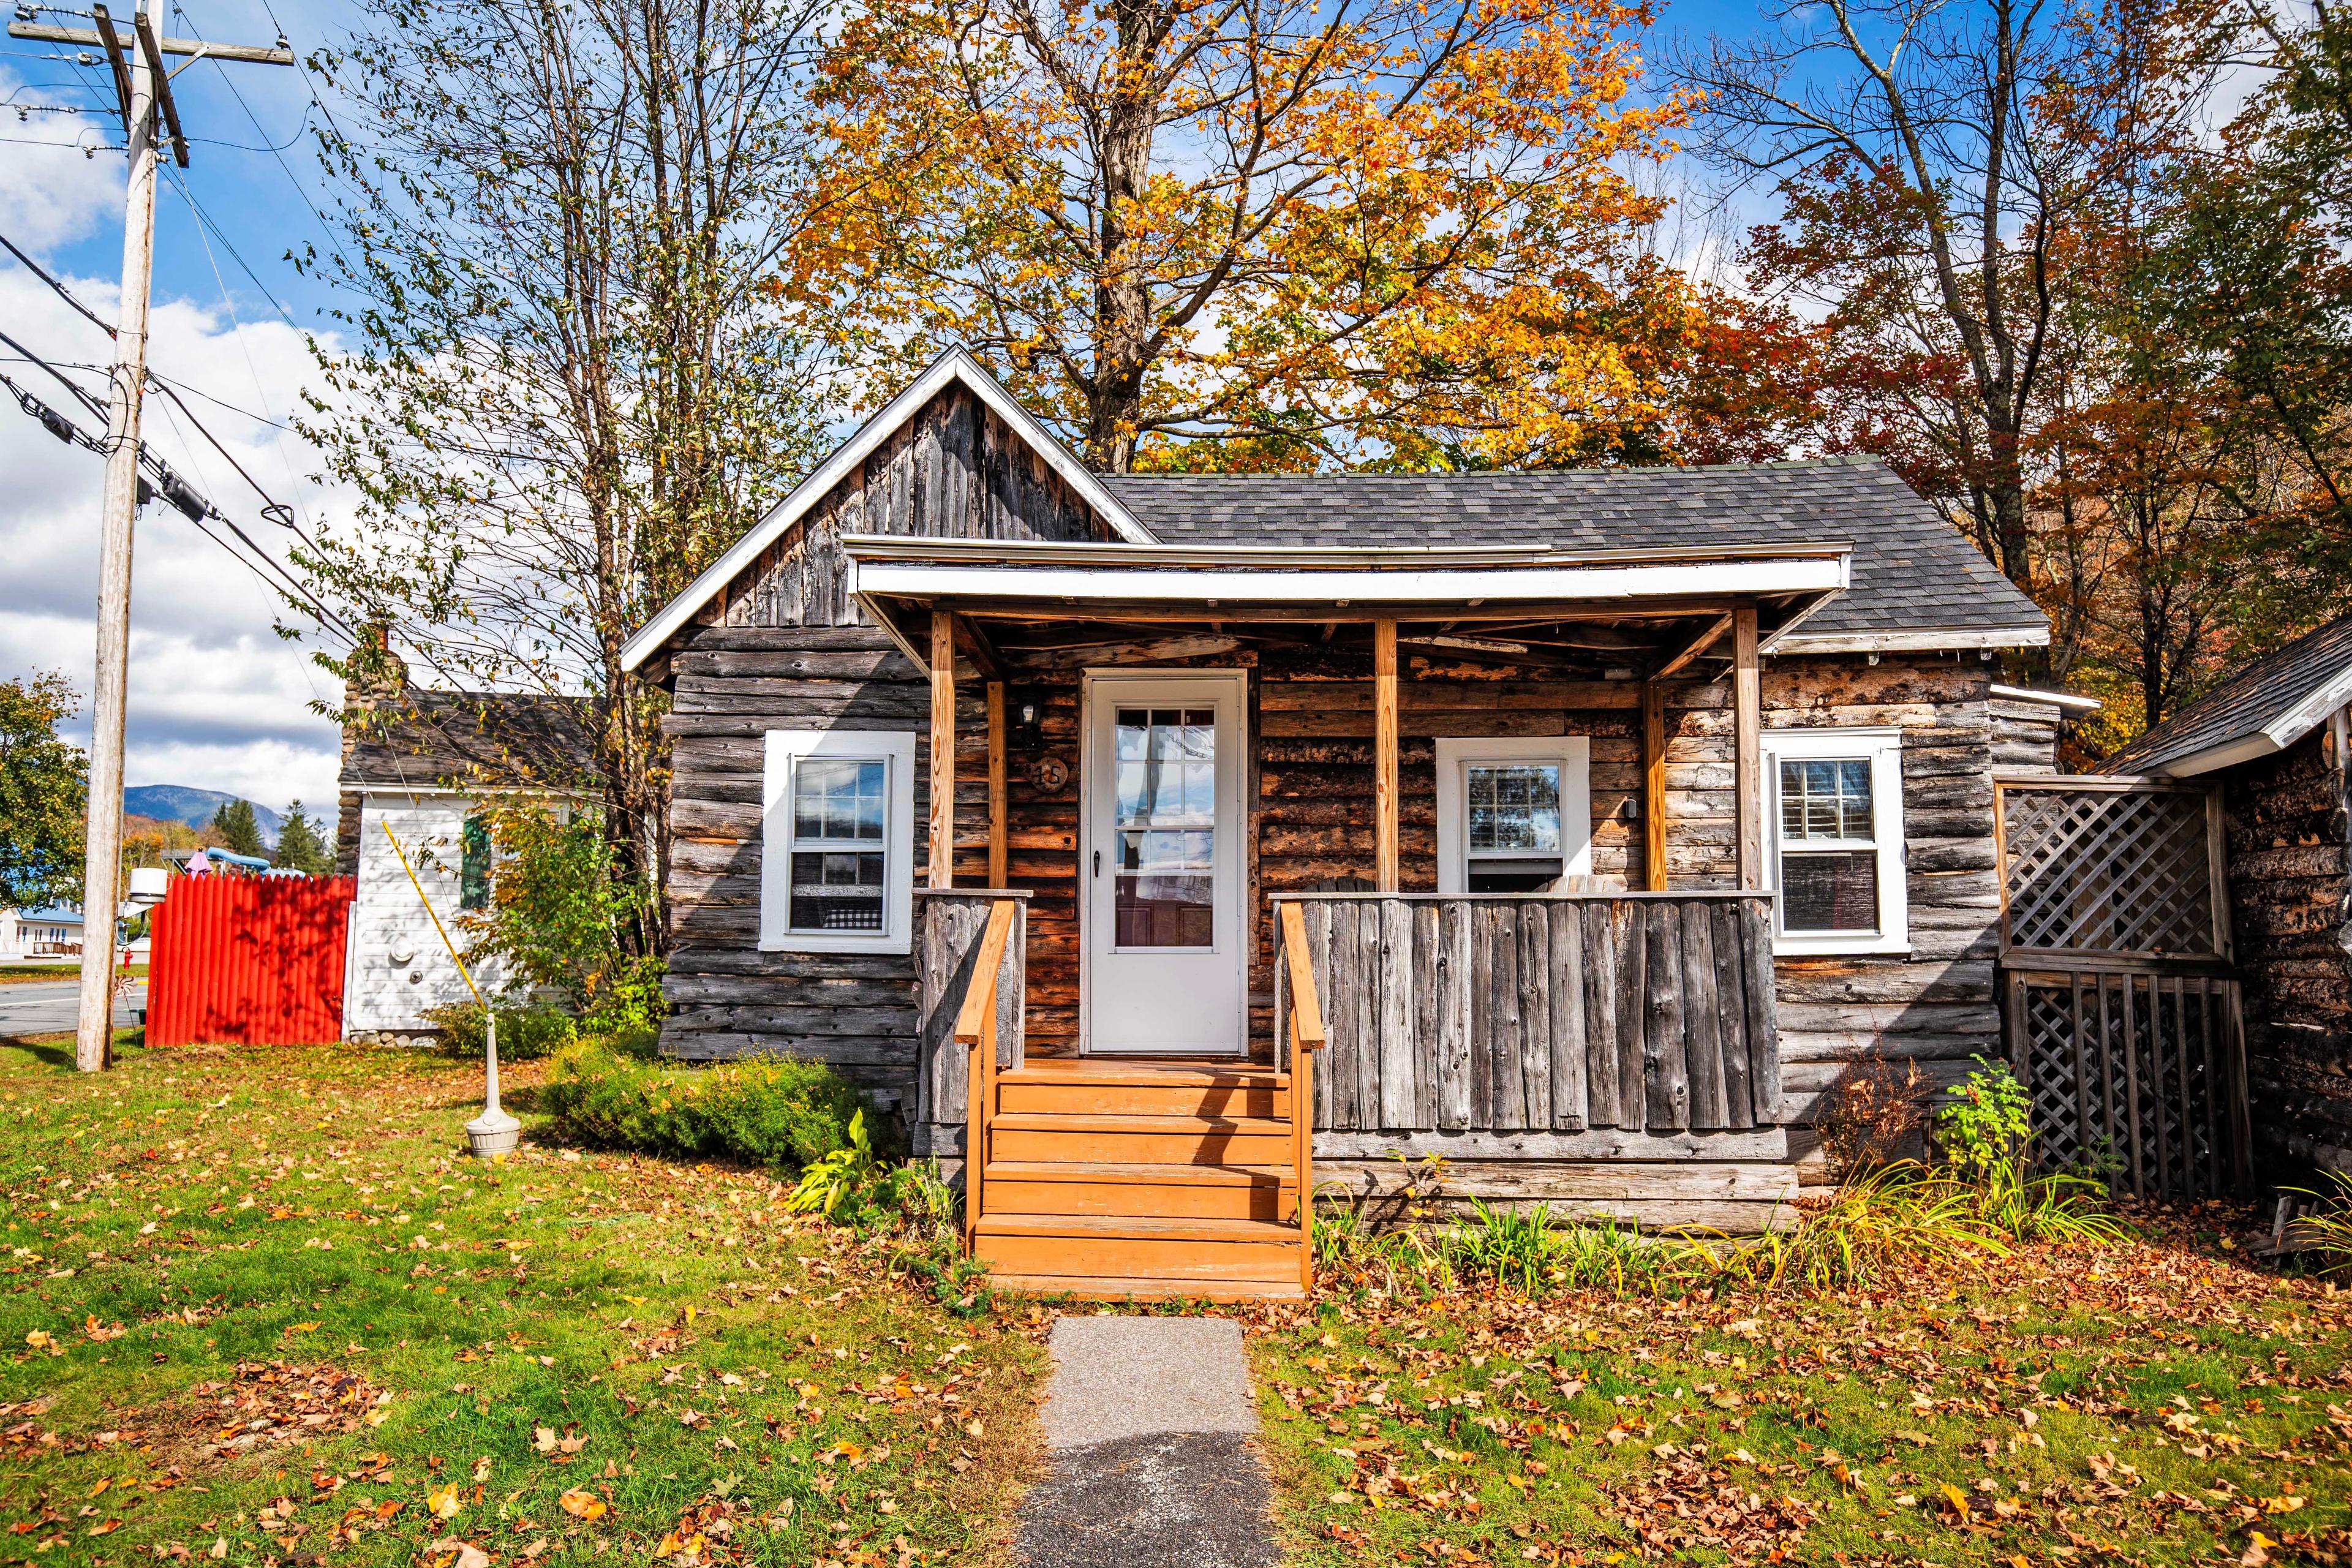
[2109,612,2352,774]
[341,690,598,793]
[1102,457,2045,644]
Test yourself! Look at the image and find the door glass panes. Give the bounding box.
[1466,763,1562,853]
[789,758,888,931]
[1112,707,1215,947]
[1777,758,1877,932]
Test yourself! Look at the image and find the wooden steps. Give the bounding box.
[970,1059,1308,1298]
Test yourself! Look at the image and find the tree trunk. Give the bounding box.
[1080,0,1165,473]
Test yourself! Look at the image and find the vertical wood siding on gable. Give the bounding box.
[703,383,1107,631]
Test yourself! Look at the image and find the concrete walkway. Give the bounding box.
[1014,1316,1280,1568]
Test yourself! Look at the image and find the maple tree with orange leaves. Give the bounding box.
[796,0,1717,472]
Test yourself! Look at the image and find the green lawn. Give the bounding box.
[0,1035,1044,1567]
[1245,1217,2352,1566]
[0,965,147,986]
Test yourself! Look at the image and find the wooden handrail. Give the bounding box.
[1278,902,1325,1293]
[955,899,1018,1252]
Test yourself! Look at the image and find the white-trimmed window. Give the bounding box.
[1763,727,1908,955]
[1434,736,1593,894]
[761,729,916,954]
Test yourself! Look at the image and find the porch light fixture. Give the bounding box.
[1008,690,1047,747]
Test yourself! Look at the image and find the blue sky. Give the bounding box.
[0,0,1774,813]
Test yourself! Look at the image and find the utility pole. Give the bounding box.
[18,0,296,1072]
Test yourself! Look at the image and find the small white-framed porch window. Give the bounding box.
[1762,726,1909,955]
[760,729,916,954]
[1433,736,1593,894]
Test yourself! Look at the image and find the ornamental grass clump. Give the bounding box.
[540,1037,872,1178]
[2283,1170,2352,1273]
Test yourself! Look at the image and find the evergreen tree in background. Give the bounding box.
[273,802,334,877]
[209,799,266,858]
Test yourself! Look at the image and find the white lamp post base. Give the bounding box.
[467,1108,521,1159]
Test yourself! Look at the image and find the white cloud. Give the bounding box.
[0,70,119,251]
[0,254,348,813]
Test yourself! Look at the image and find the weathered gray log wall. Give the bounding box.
[1278,894,1779,1134]
[2223,729,2352,1178]
[1764,656,2024,1153]
[1991,692,2066,774]
[913,891,1027,1163]
[657,620,974,1126]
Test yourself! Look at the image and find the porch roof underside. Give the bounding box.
[842,536,1850,676]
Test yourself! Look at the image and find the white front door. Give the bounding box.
[1081,671,1249,1055]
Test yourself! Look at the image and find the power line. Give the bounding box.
[0,363,354,641]
[165,169,298,328]
[147,379,290,521]
[147,393,350,634]
[1,364,105,450]
[0,325,108,417]
[0,226,116,337]
[164,0,339,252]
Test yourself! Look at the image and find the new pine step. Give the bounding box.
[1007,1061,1287,1087]
[996,1076,1288,1119]
[973,1213,1300,1284]
[981,1273,1306,1303]
[982,1159,1296,1221]
[987,1112,1295,1167]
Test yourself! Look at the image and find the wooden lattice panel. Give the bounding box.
[2006,970,2251,1199]
[1999,782,2224,959]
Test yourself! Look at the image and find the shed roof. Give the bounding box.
[340,690,599,794]
[1101,459,2045,652]
[2109,612,2352,776]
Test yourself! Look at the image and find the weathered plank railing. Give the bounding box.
[1273,893,1779,1134]
[1276,902,1328,1292]
[953,899,1019,1250]
[913,889,1027,1171]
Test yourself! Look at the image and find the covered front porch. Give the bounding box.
[846,533,1842,1284]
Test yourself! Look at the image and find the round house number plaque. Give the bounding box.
[1033,755,1071,793]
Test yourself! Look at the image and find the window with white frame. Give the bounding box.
[761,729,916,954]
[1434,736,1593,894]
[1762,727,1909,954]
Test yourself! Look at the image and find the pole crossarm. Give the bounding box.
[7,19,296,64]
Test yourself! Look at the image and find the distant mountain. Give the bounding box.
[121,786,285,848]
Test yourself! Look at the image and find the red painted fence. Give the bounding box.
[148,875,356,1047]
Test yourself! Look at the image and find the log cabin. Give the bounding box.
[618,347,2069,1298]
[2112,611,2352,1185]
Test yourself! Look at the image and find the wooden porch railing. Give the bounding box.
[1276,892,1780,1134]
[1276,902,1327,1292]
[952,899,1019,1249]
[913,889,1028,1173]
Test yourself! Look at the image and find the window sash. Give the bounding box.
[784,755,891,934]
[1763,736,1903,948]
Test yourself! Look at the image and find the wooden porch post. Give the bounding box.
[1373,618,1400,892]
[929,609,955,889]
[1642,680,1668,891]
[1733,606,1763,889]
[986,680,1008,887]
